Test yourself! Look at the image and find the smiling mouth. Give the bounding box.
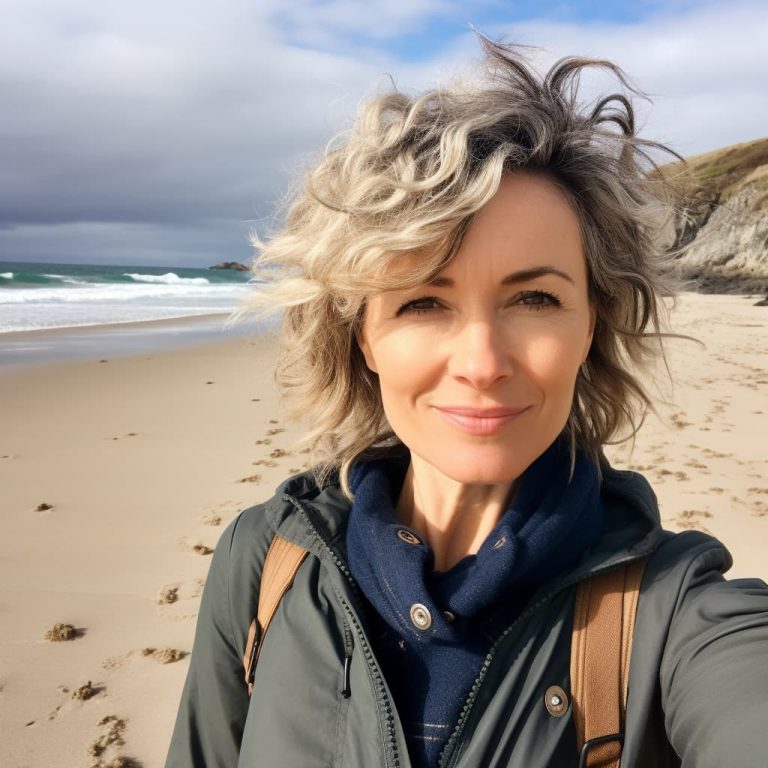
[432,406,529,436]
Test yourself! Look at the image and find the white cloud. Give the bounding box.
[483,1,768,153]
[0,0,765,264]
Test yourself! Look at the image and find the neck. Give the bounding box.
[395,453,518,571]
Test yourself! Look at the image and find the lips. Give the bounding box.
[432,405,529,436]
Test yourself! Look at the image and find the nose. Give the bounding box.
[447,320,513,389]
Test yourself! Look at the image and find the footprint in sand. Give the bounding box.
[670,412,693,429]
[155,579,205,620]
[157,585,179,605]
[178,539,214,556]
[671,509,713,533]
[236,473,262,484]
[44,623,84,641]
[745,491,768,517]
[103,647,188,673]
[71,680,103,701]
[202,500,242,525]
[87,714,139,767]
[140,647,187,664]
[702,448,733,460]
[654,469,690,482]
[47,681,106,720]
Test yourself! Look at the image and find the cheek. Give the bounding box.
[375,322,441,367]
[518,326,586,391]
[374,337,436,400]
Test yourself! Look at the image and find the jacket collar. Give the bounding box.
[267,459,666,581]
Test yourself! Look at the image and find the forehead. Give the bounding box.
[443,172,586,283]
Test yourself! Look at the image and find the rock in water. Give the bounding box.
[209,261,249,271]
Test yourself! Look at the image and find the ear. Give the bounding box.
[355,321,378,374]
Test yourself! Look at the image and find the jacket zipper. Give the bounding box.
[341,620,354,698]
[284,495,404,768]
[438,553,653,768]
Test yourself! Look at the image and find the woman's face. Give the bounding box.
[358,172,595,486]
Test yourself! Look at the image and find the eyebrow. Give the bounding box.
[430,266,575,287]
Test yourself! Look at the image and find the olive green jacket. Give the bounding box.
[166,467,768,767]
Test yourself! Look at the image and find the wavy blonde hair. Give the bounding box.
[236,38,681,496]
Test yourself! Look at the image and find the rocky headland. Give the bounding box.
[665,136,768,294]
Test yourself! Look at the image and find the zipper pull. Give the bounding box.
[341,655,352,698]
[341,619,354,698]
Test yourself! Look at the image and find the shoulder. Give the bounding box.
[648,527,767,626]
[221,469,349,581]
[642,527,768,613]
[636,528,768,660]
[645,528,733,585]
[644,532,768,763]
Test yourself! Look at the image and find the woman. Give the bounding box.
[166,40,768,767]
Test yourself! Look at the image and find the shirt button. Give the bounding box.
[442,610,456,622]
[396,529,421,545]
[492,535,507,551]
[409,603,432,630]
[544,685,569,717]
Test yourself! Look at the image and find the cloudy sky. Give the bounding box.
[2,0,766,267]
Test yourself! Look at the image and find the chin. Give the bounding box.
[423,449,538,487]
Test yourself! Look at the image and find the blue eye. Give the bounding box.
[396,296,441,316]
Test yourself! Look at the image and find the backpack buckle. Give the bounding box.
[578,732,624,768]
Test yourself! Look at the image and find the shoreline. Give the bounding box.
[0,312,273,373]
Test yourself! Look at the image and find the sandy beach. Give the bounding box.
[1,293,766,767]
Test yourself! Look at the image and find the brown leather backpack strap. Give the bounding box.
[243,533,309,695]
[620,559,646,711]
[571,558,647,768]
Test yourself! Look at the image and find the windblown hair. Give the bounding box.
[236,38,681,496]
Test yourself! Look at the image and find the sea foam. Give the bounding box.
[124,272,210,285]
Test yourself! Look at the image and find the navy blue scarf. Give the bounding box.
[346,440,604,767]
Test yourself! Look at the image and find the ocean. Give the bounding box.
[0,261,257,333]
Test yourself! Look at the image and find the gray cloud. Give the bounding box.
[1,0,766,266]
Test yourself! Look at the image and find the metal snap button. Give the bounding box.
[409,603,432,630]
[397,529,421,545]
[544,685,569,717]
[492,535,507,551]
[442,610,456,622]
